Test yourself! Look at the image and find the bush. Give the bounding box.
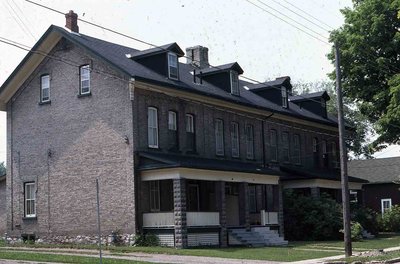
[350,204,379,235]
[284,190,343,240]
[350,221,363,241]
[379,205,400,232]
[133,233,159,247]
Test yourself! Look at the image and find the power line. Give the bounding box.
[5,0,36,41]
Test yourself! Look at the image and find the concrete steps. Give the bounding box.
[228,226,288,247]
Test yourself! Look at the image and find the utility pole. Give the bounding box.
[334,41,352,257]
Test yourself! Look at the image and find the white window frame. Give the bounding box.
[150,181,160,212]
[168,52,179,80]
[80,65,91,95]
[293,134,301,165]
[281,87,288,108]
[40,75,50,102]
[186,114,194,133]
[245,124,254,159]
[282,132,290,162]
[148,107,159,148]
[270,129,278,161]
[230,71,240,96]
[168,111,177,131]
[381,198,392,215]
[24,182,36,218]
[231,122,240,158]
[215,119,224,156]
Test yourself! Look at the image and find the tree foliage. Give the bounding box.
[328,0,400,150]
[0,162,5,176]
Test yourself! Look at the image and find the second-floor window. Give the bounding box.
[168,53,178,80]
[322,140,328,168]
[293,134,301,165]
[148,107,158,148]
[24,182,36,218]
[80,65,90,95]
[245,124,254,159]
[230,71,239,95]
[186,114,195,151]
[168,111,178,150]
[231,122,239,158]
[313,137,319,168]
[270,129,278,161]
[331,142,339,168]
[215,119,224,156]
[282,132,289,162]
[40,75,50,102]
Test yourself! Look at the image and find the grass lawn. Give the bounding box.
[342,250,400,263]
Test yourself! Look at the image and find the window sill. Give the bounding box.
[77,92,92,98]
[22,216,37,221]
[38,100,51,105]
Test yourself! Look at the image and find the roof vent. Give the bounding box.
[65,10,79,33]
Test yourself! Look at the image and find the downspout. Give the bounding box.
[262,113,274,167]
[10,103,13,231]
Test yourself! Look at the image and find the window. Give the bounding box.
[149,181,160,211]
[186,114,195,151]
[168,111,177,131]
[24,182,36,218]
[381,198,392,215]
[270,130,278,161]
[231,122,239,158]
[331,142,340,168]
[249,185,257,213]
[230,71,239,95]
[293,134,301,165]
[313,137,318,153]
[245,124,254,159]
[322,140,328,167]
[322,140,327,156]
[148,107,158,148]
[215,119,224,156]
[168,53,178,80]
[282,132,289,162]
[40,75,50,102]
[80,65,90,94]
[281,87,288,108]
[313,137,319,168]
[188,184,200,211]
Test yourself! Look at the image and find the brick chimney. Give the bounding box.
[186,46,209,69]
[65,10,79,33]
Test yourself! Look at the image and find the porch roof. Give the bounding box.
[137,151,283,177]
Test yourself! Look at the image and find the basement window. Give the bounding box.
[168,53,179,80]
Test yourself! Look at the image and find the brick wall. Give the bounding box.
[0,179,5,234]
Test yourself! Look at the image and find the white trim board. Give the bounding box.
[282,178,363,190]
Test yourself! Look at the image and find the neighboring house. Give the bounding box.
[0,174,5,235]
[0,11,365,248]
[349,157,400,214]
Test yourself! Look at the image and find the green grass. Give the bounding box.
[0,250,148,263]
[342,250,400,263]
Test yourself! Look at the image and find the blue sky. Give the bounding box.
[0,0,398,163]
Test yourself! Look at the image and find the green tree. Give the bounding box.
[0,162,5,176]
[328,0,400,151]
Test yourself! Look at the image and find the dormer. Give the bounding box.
[129,43,184,80]
[248,76,292,108]
[290,91,331,118]
[197,62,244,96]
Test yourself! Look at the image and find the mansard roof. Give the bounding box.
[0,25,338,128]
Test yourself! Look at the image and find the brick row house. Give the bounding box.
[0,12,366,247]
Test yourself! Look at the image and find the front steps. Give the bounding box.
[228,226,288,247]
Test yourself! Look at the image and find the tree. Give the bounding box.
[293,80,373,159]
[328,0,400,151]
[0,162,5,176]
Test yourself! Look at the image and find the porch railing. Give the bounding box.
[187,212,220,226]
[260,210,279,225]
[143,212,174,228]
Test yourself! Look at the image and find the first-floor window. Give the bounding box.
[24,182,36,217]
[249,185,257,213]
[150,181,160,211]
[381,198,392,215]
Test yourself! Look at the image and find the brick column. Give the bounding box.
[239,182,250,230]
[310,187,320,198]
[278,183,284,237]
[173,178,187,248]
[216,181,227,247]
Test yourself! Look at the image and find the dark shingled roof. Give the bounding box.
[280,165,368,183]
[130,42,184,59]
[199,62,244,75]
[138,151,283,176]
[348,157,400,184]
[0,25,339,127]
[290,91,330,102]
[247,76,291,91]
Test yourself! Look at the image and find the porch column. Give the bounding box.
[173,178,187,248]
[239,182,250,230]
[278,183,284,237]
[310,187,320,198]
[216,181,227,247]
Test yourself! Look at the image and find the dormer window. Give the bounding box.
[281,87,288,108]
[321,98,326,108]
[230,71,239,95]
[168,53,178,80]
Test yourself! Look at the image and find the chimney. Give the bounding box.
[186,46,209,69]
[65,10,79,33]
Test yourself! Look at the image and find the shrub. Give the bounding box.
[379,205,400,232]
[284,190,343,240]
[350,221,363,241]
[133,233,159,247]
[350,204,379,235]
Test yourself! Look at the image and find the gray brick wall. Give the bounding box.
[0,179,5,234]
[6,40,136,238]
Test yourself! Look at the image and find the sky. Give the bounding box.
[0,0,399,164]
